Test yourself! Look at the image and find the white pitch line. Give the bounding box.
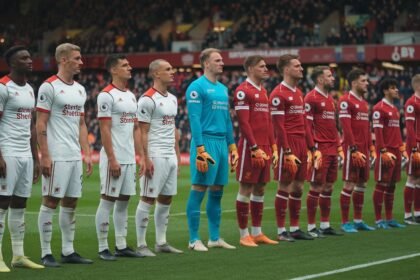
[290,253,420,280]
[25,206,276,219]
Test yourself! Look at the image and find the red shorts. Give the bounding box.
[274,135,307,183]
[308,154,338,184]
[236,140,271,184]
[374,147,401,183]
[342,144,370,183]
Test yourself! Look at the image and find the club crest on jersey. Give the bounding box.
[355,104,359,108]
[389,112,392,116]
[272,97,280,106]
[190,91,198,99]
[373,111,380,119]
[255,94,259,98]
[340,102,348,110]
[100,103,109,112]
[407,105,414,113]
[236,91,245,100]
[321,102,325,107]
[305,103,311,112]
[288,97,293,100]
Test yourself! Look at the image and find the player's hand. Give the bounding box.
[307,150,312,172]
[145,157,154,178]
[84,155,93,177]
[283,152,301,176]
[250,147,269,168]
[40,154,52,177]
[0,157,6,178]
[380,151,397,168]
[138,156,145,178]
[312,149,322,170]
[337,146,345,161]
[229,144,239,172]
[351,151,367,168]
[369,145,377,160]
[109,157,121,178]
[196,145,215,173]
[272,144,279,168]
[400,144,408,160]
[33,159,40,184]
[411,151,420,169]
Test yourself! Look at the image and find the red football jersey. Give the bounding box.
[404,94,420,150]
[304,87,339,154]
[234,79,274,146]
[338,91,371,151]
[372,99,403,150]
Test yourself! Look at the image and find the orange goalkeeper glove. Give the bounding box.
[380,149,396,168]
[196,145,215,173]
[307,150,313,172]
[283,149,301,176]
[411,148,420,169]
[250,145,270,168]
[312,148,322,170]
[351,148,367,168]
[369,145,377,160]
[229,143,239,172]
[400,144,408,160]
[272,144,279,169]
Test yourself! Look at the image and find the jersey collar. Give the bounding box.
[382,98,394,107]
[281,81,296,92]
[315,86,328,98]
[246,78,261,91]
[349,90,363,101]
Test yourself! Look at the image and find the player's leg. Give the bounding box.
[0,195,11,272]
[154,156,182,254]
[60,160,92,264]
[250,183,278,245]
[306,182,322,237]
[404,175,417,224]
[373,182,388,229]
[289,180,313,240]
[340,147,358,232]
[352,179,375,231]
[236,183,254,246]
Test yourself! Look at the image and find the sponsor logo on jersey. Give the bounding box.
[59,90,65,94]
[62,104,82,116]
[120,112,137,123]
[162,115,176,125]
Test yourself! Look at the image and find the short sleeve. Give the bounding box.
[0,83,7,112]
[97,92,113,119]
[137,96,155,123]
[36,82,54,112]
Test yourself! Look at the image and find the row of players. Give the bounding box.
[0,44,420,272]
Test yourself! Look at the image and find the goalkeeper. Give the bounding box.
[233,56,279,247]
[185,48,238,252]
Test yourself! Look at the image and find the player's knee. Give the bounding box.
[101,194,117,202]
[10,195,27,208]
[0,195,11,210]
[157,195,171,205]
[42,196,60,209]
[61,197,78,209]
[141,196,156,205]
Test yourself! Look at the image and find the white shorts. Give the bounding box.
[140,156,177,198]
[42,161,83,198]
[0,156,33,197]
[100,157,136,197]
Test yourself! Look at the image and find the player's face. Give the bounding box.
[64,50,83,75]
[251,60,269,81]
[206,52,224,75]
[321,69,335,90]
[156,61,175,85]
[286,59,303,80]
[354,74,369,94]
[387,85,400,100]
[113,58,132,80]
[12,50,32,74]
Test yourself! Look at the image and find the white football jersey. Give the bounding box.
[97,84,137,164]
[0,76,35,157]
[137,88,177,157]
[36,75,86,161]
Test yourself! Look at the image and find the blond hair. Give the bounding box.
[199,48,221,69]
[411,74,420,89]
[55,43,81,63]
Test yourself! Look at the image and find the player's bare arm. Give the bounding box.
[0,112,5,178]
[134,122,145,177]
[175,128,181,175]
[30,112,40,183]
[79,115,93,177]
[139,121,154,178]
[36,111,51,177]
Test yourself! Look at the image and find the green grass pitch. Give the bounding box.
[2,165,420,279]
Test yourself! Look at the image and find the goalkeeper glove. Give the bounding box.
[196,145,215,173]
[411,148,420,169]
[250,145,269,168]
[400,144,408,160]
[369,145,377,160]
[283,149,301,177]
[350,146,367,168]
[311,147,322,170]
[229,143,239,172]
[272,144,279,168]
[380,149,397,168]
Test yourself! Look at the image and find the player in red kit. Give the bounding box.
[372,78,407,229]
[338,69,376,233]
[403,74,420,225]
[270,54,318,241]
[304,66,343,237]
[234,56,279,247]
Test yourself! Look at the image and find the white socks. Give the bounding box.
[59,206,76,256]
[155,203,170,246]
[114,200,129,250]
[8,208,25,256]
[38,205,54,257]
[95,199,114,252]
[0,209,7,260]
[136,201,151,247]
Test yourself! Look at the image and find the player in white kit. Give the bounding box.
[0,46,44,272]
[135,59,183,256]
[95,54,143,260]
[36,43,93,267]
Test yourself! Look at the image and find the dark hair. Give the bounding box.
[311,66,330,84]
[104,54,127,71]
[276,54,298,74]
[3,45,28,66]
[243,55,264,72]
[347,68,366,85]
[378,78,398,94]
